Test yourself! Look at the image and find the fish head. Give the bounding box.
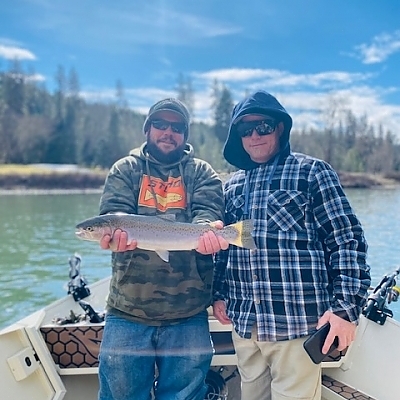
[75,216,113,242]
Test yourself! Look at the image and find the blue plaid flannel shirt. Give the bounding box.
[213,152,371,341]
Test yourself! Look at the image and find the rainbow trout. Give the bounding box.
[75,213,256,262]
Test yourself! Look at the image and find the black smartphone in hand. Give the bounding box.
[303,323,339,364]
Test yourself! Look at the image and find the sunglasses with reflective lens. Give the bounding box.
[236,119,277,138]
[151,119,187,134]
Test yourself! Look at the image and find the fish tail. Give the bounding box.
[228,219,257,249]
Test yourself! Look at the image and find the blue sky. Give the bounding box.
[1,0,400,137]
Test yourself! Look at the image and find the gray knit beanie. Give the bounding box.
[143,98,190,138]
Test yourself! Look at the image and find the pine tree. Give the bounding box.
[212,83,233,143]
[176,73,195,117]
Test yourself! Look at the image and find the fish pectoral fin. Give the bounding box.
[155,250,170,263]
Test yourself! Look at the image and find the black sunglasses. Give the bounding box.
[236,119,277,138]
[151,119,187,134]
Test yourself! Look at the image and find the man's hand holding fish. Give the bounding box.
[99,229,137,252]
[196,220,229,254]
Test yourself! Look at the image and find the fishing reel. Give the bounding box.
[388,286,400,304]
[363,267,400,325]
[67,253,91,301]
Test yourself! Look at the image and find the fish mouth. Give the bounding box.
[75,229,84,237]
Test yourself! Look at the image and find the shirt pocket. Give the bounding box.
[267,190,308,232]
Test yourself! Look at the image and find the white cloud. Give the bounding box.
[0,44,36,60]
[17,2,241,50]
[25,73,46,82]
[335,87,400,135]
[126,87,177,109]
[80,67,400,139]
[80,86,176,111]
[105,8,240,47]
[194,68,372,90]
[164,11,241,39]
[355,30,400,64]
[80,88,121,103]
[6,72,45,83]
[194,68,278,82]
[286,86,400,137]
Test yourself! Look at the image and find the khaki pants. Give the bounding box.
[232,328,321,400]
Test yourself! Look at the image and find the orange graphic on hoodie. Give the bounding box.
[138,175,186,212]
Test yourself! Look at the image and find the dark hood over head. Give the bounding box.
[223,90,293,170]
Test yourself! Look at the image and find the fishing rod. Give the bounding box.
[362,266,400,325]
[67,253,91,301]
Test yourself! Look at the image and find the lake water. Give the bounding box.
[0,188,400,329]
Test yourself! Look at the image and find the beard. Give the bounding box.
[146,137,186,164]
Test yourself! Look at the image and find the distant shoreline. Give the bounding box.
[0,188,104,195]
[221,171,400,190]
[336,171,400,189]
[0,165,107,194]
[0,168,399,195]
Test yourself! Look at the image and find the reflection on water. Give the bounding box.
[0,188,400,329]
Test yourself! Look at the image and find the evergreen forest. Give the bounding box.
[1,63,399,175]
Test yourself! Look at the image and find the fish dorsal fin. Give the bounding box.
[157,214,176,222]
[111,212,130,216]
[156,250,170,262]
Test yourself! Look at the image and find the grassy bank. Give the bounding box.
[0,164,107,190]
[336,171,400,188]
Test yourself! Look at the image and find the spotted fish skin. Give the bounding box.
[75,213,256,262]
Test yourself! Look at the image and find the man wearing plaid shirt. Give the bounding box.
[207,90,371,400]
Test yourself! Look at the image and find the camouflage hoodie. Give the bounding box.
[99,142,224,325]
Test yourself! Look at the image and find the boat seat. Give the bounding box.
[40,323,236,371]
[41,324,103,369]
[322,375,376,399]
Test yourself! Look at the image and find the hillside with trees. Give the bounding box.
[1,62,399,180]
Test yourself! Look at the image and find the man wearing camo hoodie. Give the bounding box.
[97,98,226,400]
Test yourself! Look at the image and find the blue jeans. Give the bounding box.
[98,310,213,400]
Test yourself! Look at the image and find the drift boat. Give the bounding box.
[1,254,400,400]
